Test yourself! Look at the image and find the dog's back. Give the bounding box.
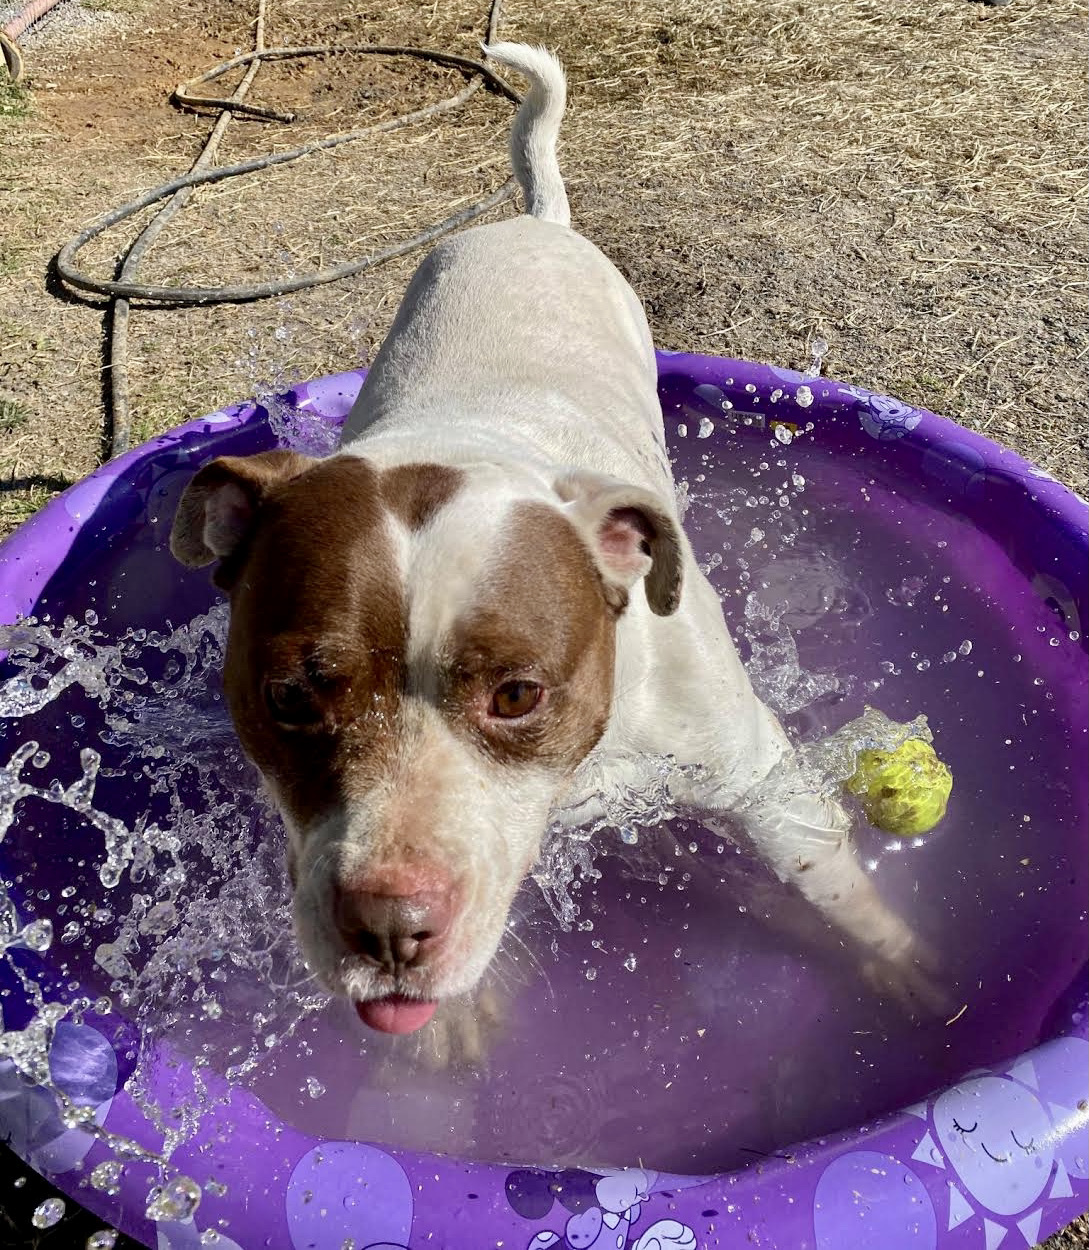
[339,45,670,497]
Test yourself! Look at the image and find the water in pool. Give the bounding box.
[0,409,1084,1177]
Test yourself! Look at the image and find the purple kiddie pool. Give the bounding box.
[0,353,1086,1250]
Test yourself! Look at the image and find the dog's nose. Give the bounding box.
[335,887,452,973]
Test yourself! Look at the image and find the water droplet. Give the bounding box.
[958,639,973,656]
[774,424,793,444]
[623,953,637,972]
[305,1076,326,1099]
[619,825,639,845]
[13,1177,26,1189]
[794,385,814,408]
[22,918,53,951]
[676,423,688,437]
[61,1103,95,1128]
[584,967,597,981]
[201,999,223,1020]
[32,1198,66,1229]
[146,1176,201,1222]
[697,417,714,439]
[91,1161,123,1195]
[86,1232,118,1250]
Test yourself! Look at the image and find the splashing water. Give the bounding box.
[805,338,828,379]
[0,440,858,1181]
[31,1197,65,1229]
[261,389,339,459]
[0,605,326,1201]
[535,751,704,928]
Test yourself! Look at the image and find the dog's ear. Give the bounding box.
[170,450,315,570]
[553,469,684,616]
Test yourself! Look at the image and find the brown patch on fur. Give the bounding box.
[380,463,464,530]
[220,454,408,828]
[445,502,616,767]
[203,469,613,856]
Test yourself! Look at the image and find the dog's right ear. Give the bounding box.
[552,468,685,616]
[170,451,314,569]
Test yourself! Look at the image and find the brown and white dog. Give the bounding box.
[170,44,940,1038]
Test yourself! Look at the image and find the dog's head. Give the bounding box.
[171,451,682,1032]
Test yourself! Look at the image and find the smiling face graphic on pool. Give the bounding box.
[933,1076,1053,1217]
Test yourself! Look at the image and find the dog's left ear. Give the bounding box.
[553,469,684,616]
[170,450,314,569]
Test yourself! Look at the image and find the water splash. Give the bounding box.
[261,389,339,458]
[0,606,326,1200]
[790,706,935,820]
[742,594,843,716]
[31,1197,65,1229]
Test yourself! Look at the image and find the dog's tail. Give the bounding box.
[482,41,571,227]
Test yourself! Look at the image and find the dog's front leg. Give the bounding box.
[714,773,949,1017]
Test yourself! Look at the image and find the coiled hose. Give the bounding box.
[48,0,518,457]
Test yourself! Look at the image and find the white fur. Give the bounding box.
[303,44,940,1015]
[483,42,571,226]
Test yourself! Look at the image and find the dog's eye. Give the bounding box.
[264,678,322,727]
[489,680,543,719]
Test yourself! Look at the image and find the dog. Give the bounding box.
[170,43,941,1039]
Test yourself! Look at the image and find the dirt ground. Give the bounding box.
[0,0,1086,1245]
[1,0,1087,537]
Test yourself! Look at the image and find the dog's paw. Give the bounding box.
[860,936,952,1020]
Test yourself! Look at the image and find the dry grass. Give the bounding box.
[0,0,1086,530]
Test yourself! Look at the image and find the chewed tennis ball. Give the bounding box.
[845,738,952,836]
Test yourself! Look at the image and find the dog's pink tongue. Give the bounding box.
[355,996,437,1035]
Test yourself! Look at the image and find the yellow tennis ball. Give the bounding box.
[845,738,952,836]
